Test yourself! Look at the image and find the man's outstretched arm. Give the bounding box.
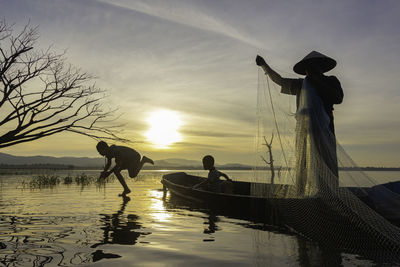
[256,55,287,86]
[256,55,301,95]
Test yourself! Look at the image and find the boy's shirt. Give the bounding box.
[208,168,223,192]
[106,145,140,165]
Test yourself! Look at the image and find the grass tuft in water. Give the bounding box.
[74,173,94,185]
[19,173,116,189]
[63,176,73,184]
[96,174,115,186]
[28,175,61,188]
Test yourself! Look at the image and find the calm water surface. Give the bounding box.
[0,170,399,266]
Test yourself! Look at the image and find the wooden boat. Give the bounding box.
[161,172,290,224]
[161,172,400,222]
[161,172,400,253]
[161,172,314,227]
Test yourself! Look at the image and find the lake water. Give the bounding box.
[0,170,399,266]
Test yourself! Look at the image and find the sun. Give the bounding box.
[145,110,182,148]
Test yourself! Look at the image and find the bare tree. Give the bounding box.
[261,134,275,184]
[0,20,128,148]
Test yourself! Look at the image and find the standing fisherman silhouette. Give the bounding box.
[256,51,343,195]
[96,141,154,196]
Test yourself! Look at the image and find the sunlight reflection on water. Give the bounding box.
[0,170,395,266]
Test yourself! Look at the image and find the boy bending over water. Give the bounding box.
[96,141,154,196]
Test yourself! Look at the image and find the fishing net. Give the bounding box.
[253,68,400,261]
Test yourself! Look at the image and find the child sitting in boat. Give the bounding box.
[96,141,154,196]
[193,155,233,193]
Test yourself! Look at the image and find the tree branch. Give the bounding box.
[0,20,127,149]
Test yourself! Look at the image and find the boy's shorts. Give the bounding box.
[120,152,141,178]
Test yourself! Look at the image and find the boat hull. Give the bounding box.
[161,172,400,253]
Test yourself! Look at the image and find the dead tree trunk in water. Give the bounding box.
[261,134,275,184]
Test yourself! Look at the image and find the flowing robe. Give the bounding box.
[281,76,343,196]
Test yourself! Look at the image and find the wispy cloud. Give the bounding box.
[182,130,252,138]
[96,0,262,48]
[171,141,221,149]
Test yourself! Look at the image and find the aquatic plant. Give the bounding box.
[96,174,115,186]
[74,173,94,186]
[28,175,61,188]
[63,176,73,184]
[73,173,116,187]
[19,173,115,189]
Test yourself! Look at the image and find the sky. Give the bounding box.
[1,0,400,166]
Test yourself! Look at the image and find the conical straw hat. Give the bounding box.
[293,51,336,75]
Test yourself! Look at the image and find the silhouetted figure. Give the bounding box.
[256,52,343,194]
[91,195,151,249]
[96,141,154,196]
[203,212,219,235]
[256,51,343,135]
[193,155,232,193]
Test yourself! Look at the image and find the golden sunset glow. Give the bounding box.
[149,190,171,223]
[145,110,182,149]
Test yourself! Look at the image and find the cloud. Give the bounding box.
[96,0,262,48]
[182,130,252,138]
[171,141,221,149]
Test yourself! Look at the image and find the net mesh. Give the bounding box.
[253,69,400,261]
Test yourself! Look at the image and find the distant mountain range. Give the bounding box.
[1,152,398,171]
[0,152,252,169]
[0,152,104,167]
